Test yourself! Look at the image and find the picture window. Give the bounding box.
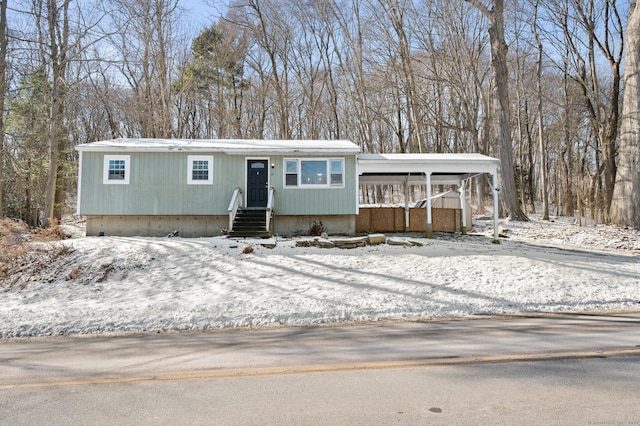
[283,158,344,188]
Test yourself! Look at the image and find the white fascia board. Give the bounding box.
[76,151,83,216]
[357,157,499,176]
[75,146,360,156]
[220,148,360,155]
[75,139,360,155]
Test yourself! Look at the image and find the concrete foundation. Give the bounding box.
[86,214,357,237]
[273,215,356,236]
[86,215,229,237]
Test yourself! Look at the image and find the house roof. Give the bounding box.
[75,138,361,154]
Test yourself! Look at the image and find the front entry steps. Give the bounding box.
[229,208,272,238]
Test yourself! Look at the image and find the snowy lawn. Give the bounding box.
[1,214,639,338]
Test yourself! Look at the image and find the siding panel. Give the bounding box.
[79,152,357,216]
[270,155,357,215]
[80,152,244,216]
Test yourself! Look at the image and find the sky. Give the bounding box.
[181,0,228,31]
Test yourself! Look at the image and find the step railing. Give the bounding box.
[266,187,275,233]
[228,186,243,232]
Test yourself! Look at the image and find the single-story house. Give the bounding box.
[75,139,500,240]
[76,139,360,238]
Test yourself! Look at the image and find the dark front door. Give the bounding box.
[247,159,269,208]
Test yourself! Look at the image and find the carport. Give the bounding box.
[357,153,501,241]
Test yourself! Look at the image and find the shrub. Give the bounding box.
[309,221,325,236]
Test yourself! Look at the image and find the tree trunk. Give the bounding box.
[560,58,575,217]
[610,0,640,229]
[465,0,527,220]
[533,0,549,220]
[0,0,7,218]
[43,0,70,228]
[154,0,173,138]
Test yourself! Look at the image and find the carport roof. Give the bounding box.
[357,152,501,241]
[357,153,500,181]
[358,154,500,175]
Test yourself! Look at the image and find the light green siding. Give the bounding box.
[269,155,358,215]
[80,152,244,215]
[79,151,357,216]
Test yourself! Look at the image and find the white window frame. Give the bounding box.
[187,155,214,185]
[329,159,345,186]
[103,155,130,185]
[283,158,345,189]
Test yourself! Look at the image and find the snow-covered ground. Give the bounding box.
[1,214,639,338]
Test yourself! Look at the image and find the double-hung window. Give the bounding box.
[103,155,130,184]
[329,159,344,185]
[187,155,214,185]
[284,158,344,188]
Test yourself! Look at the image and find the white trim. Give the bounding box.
[283,158,345,189]
[493,173,500,241]
[426,173,432,226]
[76,151,83,216]
[187,155,214,185]
[358,153,499,176]
[103,155,130,185]
[284,159,299,187]
[329,159,345,187]
[460,180,467,231]
[76,138,360,154]
[355,157,360,214]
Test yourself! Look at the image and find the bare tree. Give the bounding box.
[415,0,492,209]
[579,0,623,221]
[511,22,536,215]
[108,0,179,138]
[325,0,376,152]
[0,0,7,217]
[243,0,292,139]
[610,0,639,229]
[545,0,624,221]
[533,0,549,220]
[465,0,528,220]
[377,0,425,152]
[40,0,71,227]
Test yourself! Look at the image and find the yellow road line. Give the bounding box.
[3,348,640,391]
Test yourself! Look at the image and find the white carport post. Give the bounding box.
[404,176,410,231]
[425,172,433,238]
[460,179,467,235]
[492,173,499,242]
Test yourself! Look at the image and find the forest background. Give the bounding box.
[0,0,638,229]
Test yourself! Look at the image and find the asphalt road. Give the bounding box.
[1,313,640,425]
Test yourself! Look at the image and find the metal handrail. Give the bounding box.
[228,187,242,231]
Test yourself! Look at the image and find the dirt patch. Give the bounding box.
[0,218,72,290]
